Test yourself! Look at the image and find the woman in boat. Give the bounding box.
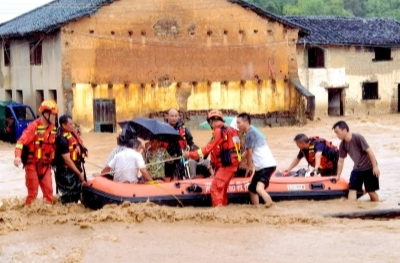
[145,136,171,181]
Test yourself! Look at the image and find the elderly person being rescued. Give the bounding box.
[144,135,172,181]
[101,139,153,183]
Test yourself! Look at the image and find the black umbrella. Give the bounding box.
[118,118,180,141]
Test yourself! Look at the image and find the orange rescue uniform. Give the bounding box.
[15,119,57,205]
[189,122,241,206]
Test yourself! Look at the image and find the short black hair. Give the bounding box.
[332,121,349,132]
[127,139,142,149]
[294,133,308,143]
[237,112,251,125]
[59,114,72,125]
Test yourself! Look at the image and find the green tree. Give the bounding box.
[283,0,353,16]
[246,0,297,15]
[344,0,367,17]
[365,0,400,20]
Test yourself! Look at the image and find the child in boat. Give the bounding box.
[145,136,172,180]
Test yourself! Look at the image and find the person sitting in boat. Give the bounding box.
[145,136,172,181]
[163,108,194,179]
[183,110,241,207]
[54,114,88,204]
[99,124,137,179]
[101,139,153,183]
[188,144,214,178]
[285,134,339,177]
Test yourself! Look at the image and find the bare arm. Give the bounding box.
[335,157,345,179]
[62,153,85,181]
[246,148,253,168]
[286,157,301,172]
[100,166,111,177]
[365,148,380,177]
[314,152,322,172]
[139,168,153,181]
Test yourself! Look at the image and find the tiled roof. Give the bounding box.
[286,16,400,47]
[0,0,114,37]
[0,0,307,38]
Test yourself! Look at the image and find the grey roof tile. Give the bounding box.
[286,16,400,47]
[0,0,114,37]
[0,0,306,38]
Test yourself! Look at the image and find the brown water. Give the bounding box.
[1,115,400,263]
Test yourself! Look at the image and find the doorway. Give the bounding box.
[398,84,400,113]
[328,88,344,116]
[93,99,116,133]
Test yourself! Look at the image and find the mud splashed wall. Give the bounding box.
[63,0,305,130]
[73,80,300,129]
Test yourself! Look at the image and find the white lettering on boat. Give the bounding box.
[204,181,250,193]
[236,181,244,192]
[228,182,236,192]
[287,184,306,191]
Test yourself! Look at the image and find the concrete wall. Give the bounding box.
[0,34,63,115]
[297,45,400,117]
[61,0,302,129]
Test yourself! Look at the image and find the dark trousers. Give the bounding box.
[55,167,81,204]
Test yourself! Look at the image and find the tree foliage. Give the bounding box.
[245,0,400,21]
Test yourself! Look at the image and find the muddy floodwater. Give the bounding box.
[1,115,400,263]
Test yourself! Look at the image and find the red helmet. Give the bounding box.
[207,110,224,122]
[39,100,59,114]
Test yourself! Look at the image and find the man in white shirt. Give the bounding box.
[237,113,276,207]
[101,139,153,183]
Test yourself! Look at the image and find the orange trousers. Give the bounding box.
[210,166,237,207]
[25,164,53,205]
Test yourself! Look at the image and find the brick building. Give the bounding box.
[0,0,313,131]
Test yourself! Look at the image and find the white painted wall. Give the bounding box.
[297,45,400,117]
[0,33,63,116]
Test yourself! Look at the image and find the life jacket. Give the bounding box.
[211,126,242,168]
[23,124,57,165]
[62,130,83,162]
[162,124,187,151]
[305,136,339,170]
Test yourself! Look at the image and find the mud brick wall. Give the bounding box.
[149,109,298,130]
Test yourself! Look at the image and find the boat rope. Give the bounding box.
[144,180,185,207]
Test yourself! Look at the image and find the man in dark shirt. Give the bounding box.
[285,133,339,176]
[333,121,380,202]
[164,108,194,179]
[54,115,86,204]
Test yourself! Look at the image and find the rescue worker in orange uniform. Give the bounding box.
[14,100,58,205]
[183,110,241,207]
[54,114,87,204]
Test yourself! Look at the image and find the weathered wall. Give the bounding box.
[297,45,400,117]
[61,0,302,129]
[0,34,63,115]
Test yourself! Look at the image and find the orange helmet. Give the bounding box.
[207,110,224,122]
[39,100,59,114]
